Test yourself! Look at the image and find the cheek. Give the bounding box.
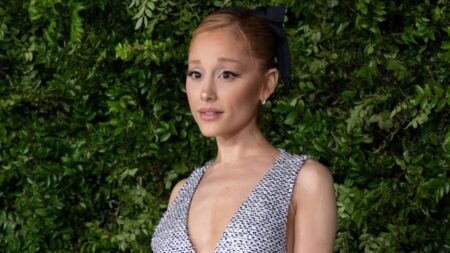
[227,83,260,111]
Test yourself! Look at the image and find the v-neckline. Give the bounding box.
[185,149,285,252]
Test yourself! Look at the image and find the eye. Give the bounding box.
[219,71,238,80]
[187,70,202,80]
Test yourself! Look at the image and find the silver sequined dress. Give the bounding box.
[151,149,310,252]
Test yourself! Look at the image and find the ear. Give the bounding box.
[259,68,279,102]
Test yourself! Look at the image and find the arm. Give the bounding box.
[293,159,337,252]
[168,179,187,204]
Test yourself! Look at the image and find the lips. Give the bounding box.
[198,108,223,121]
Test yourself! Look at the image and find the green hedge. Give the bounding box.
[1,0,449,252]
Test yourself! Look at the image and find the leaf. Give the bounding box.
[132,6,146,20]
[70,3,85,43]
[35,208,47,217]
[135,17,143,30]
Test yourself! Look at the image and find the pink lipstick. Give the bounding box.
[198,108,223,121]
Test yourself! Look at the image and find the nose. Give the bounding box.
[200,79,217,102]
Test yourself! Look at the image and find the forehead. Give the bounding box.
[188,28,254,64]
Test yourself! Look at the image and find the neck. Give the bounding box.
[213,123,277,165]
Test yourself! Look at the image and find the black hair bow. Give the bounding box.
[218,6,291,88]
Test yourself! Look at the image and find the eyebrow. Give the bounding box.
[188,57,242,65]
[218,57,241,64]
[188,59,201,64]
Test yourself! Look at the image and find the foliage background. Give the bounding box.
[1,0,449,252]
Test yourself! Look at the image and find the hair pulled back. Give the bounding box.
[192,8,276,71]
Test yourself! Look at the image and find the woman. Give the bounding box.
[151,6,336,253]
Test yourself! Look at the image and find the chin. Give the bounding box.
[197,124,232,137]
[198,128,219,138]
[195,119,224,137]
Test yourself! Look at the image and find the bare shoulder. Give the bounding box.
[291,158,337,251]
[168,178,187,204]
[292,159,335,207]
[298,159,334,188]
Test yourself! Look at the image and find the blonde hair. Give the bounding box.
[192,8,276,71]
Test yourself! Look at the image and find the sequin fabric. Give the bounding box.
[151,149,310,252]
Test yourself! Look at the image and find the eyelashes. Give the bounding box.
[221,71,239,79]
[186,70,240,80]
[187,70,202,79]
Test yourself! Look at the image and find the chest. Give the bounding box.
[151,151,309,253]
[190,165,268,216]
[187,169,272,252]
[188,162,294,252]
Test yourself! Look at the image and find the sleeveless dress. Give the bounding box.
[151,149,310,252]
